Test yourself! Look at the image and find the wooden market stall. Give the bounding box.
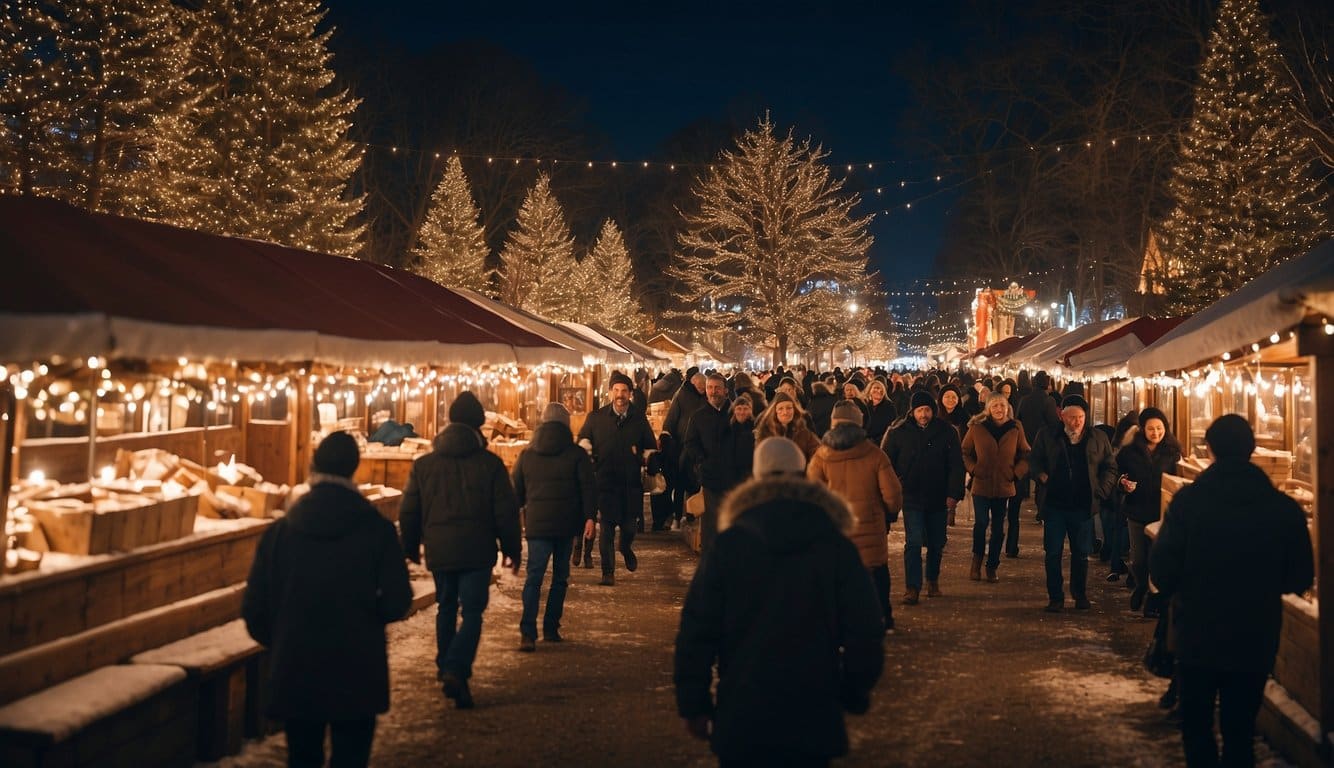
[0,196,583,764]
[1125,238,1334,767]
[1056,316,1189,428]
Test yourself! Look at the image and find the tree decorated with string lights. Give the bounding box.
[497,173,579,319]
[152,0,364,256]
[573,218,641,332]
[1155,0,1329,314]
[42,0,197,216]
[410,156,491,292]
[1,1,64,195]
[671,116,874,366]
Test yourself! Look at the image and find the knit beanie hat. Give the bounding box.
[541,402,571,426]
[1033,371,1051,390]
[830,399,864,426]
[1137,407,1169,432]
[448,391,486,429]
[753,437,807,477]
[1205,414,1255,460]
[1060,394,1090,414]
[312,431,359,478]
[608,370,634,391]
[910,390,937,414]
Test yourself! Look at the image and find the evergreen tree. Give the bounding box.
[576,219,640,333]
[410,156,491,292]
[670,116,874,366]
[1156,0,1329,314]
[43,0,195,215]
[154,0,364,256]
[497,173,578,318]
[0,1,65,195]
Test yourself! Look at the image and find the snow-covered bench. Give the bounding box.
[0,664,196,768]
[130,619,267,761]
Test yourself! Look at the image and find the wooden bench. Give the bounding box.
[130,619,266,761]
[0,664,196,768]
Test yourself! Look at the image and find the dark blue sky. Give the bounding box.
[325,2,965,283]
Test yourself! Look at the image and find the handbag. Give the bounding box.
[1142,616,1174,678]
[685,491,705,519]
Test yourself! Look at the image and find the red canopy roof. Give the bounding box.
[0,196,580,368]
[1060,317,1190,365]
[973,333,1036,360]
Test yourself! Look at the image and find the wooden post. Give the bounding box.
[1297,324,1334,736]
[9,388,25,487]
[86,379,99,481]
[238,388,251,468]
[1,385,15,524]
[293,380,313,486]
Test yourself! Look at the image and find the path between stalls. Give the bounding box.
[213,501,1278,768]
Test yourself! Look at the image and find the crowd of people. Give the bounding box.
[238,362,1312,768]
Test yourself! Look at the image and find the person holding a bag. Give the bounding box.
[680,373,734,556]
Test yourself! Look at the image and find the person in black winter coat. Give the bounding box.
[863,379,898,447]
[680,373,734,555]
[1014,371,1062,554]
[1027,394,1117,612]
[1150,415,1313,768]
[807,380,839,437]
[512,403,596,650]
[674,437,884,766]
[400,391,522,709]
[881,390,966,603]
[243,432,413,767]
[659,372,707,531]
[578,371,658,585]
[1116,407,1182,613]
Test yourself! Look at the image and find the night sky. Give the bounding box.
[325,1,966,284]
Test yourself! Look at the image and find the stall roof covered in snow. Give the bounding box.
[973,333,1037,364]
[1060,316,1189,381]
[448,288,630,367]
[0,196,582,369]
[1128,237,1334,377]
[1014,319,1132,370]
[586,324,673,364]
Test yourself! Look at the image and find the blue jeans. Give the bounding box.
[903,503,948,589]
[1042,506,1092,602]
[433,568,491,680]
[520,537,572,640]
[1004,493,1023,556]
[971,495,1009,569]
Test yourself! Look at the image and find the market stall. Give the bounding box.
[1125,237,1334,766]
[1056,316,1189,427]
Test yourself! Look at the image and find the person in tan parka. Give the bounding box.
[961,392,1030,584]
[808,399,903,633]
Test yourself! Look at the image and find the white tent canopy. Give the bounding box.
[1128,238,1334,377]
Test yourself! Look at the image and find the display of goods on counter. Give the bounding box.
[482,411,528,441]
[488,439,529,469]
[285,482,403,522]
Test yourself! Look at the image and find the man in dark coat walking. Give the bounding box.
[658,371,707,531]
[1014,370,1062,553]
[1027,394,1117,612]
[400,391,522,709]
[680,372,733,555]
[578,370,658,586]
[511,402,596,651]
[881,390,966,604]
[243,431,413,767]
[674,437,884,767]
[1150,415,1313,768]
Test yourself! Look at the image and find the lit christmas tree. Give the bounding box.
[671,116,873,366]
[43,0,195,215]
[1156,0,1329,314]
[497,173,579,319]
[575,219,641,333]
[153,0,364,256]
[410,156,491,292]
[0,1,65,195]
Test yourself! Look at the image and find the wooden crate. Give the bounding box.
[27,500,115,556]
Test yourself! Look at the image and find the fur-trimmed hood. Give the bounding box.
[718,476,852,553]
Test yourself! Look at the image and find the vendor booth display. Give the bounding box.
[1123,237,1334,767]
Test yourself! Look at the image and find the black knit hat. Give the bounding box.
[1060,394,1090,414]
[1205,414,1255,460]
[1138,407,1170,431]
[1033,371,1051,390]
[608,370,634,391]
[448,391,486,429]
[313,431,360,478]
[910,390,937,414]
